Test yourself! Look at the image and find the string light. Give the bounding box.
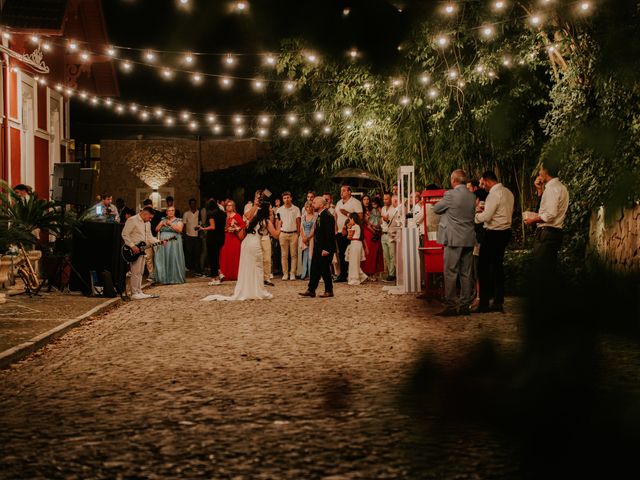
[129,103,138,112]
[42,42,52,51]
[257,128,269,137]
[529,14,543,27]
[192,72,203,84]
[314,111,325,122]
[140,111,149,120]
[428,88,438,98]
[342,7,351,17]
[189,121,198,130]
[436,35,450,48]
[80,51,90,61]
[342,107,353,117]
[154,108,164,117]
[419,74,431,85]
[221,76,232,88]
[443,3,457,15]
[301,127,311,137]
[284,81,296,93]
[165,117,175,126]
[493,1,506,11]
[30,35,39,44]
[235,126,245,136]
[144,50,157,62]
[181,111,190,121]
[447,68,459,79]
[323,125,332,134]
[2,32,11,40]
[279,127,290,137]
[258,115,271,125]
[481,25,495,38]
[399,96,411,106]
[348,48,360,59]
[116,105,124,114]
[264,54,277,66]
[68,41,78,51]
[121,61,133,72]
[252,79,265,91]
[184,53,194,65]
[286,113,298,124]
[391,78,403,88]
[578,1,591,13]
[235,1,248,12]
[162,68,174,80]
[233,115,244,124]
[212,125,223,134]
[105,46,116,57]
[207,114,217,124]
[225,54,235,66]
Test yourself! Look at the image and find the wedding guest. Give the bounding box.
[306,191,315,204]
[12,184,32,200]
[362,196,384,281]
[381,193,398,281]
[474,171,515,313]
[164,196,181,219]
[143,199,159,281]
[88,194,119,223]
[323,192,335,216]
[433,169,476,316]
[345,213,368,285]
[219,200,246,281]
[115,198,126,223]
[412,191,426,244]
[525,163,569,272]
[201,198,227,285]
[271,199,283,277]
[154,206,186,284]
[183,198,203,276]
[466,180,480,194]
[277,191,301,281]
[299,201,316,280]
[470,188,489,310]
[300,197,336,298]
[334,185,363,282]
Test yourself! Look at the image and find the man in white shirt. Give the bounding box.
[381,192,398,281]
[525,164,570,271]
[183,198,202,276]
[121,207,163,300]
[276,191,301,280]
[334,185,363,282]
[474,171,515,313]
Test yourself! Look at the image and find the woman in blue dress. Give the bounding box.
[154,206,186,284]
[299,201,316,280]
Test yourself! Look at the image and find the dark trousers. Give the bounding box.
[184,235,202,273]
[336,233,350,280]
[207,237,224,277]
[478,229,511,308]
[308,251,333,294]
[533,227,563,274]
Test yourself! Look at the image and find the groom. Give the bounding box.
[300,197,336,298]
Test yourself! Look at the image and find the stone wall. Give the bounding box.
[98,138,266,213]
[589,205,640,275]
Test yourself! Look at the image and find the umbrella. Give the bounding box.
[331,168,385,190]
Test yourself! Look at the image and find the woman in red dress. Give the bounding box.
[219,200,246,281]
[361,195,384,280]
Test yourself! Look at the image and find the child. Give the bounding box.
[345,213,368,285]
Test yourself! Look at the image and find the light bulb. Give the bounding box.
[42,42,52,51]
[235,127,245,136]
[448,69,458,79]
[162,68,174,80]
[154,108,164,117]
[233,115,243,124]
[436,35,449,47]
[68,41,78,51]
[189,121,198,130]
[428,88,438,98]
[165,117,175,126]
[130,103,138,112]
[323,125,332,134]
[314,111,325,122]
[144,51,156,62]
[235,1,248,12]
[106,47,116,57]
[443,3,456,15]
[343,107,353,117]
[225,54,235,66]
[343,7,351,16]
[530,14,542,26]
[348,48,359,59]
[259,115,271,125]
[80,52,90,61]
[121,61,132,72]
[253,79,265,91]
[105,98,113,106]
[181,112,190,120]
[30,35,39,44]
[220,76,232,88]
[116,105,124,114]
[482,26,494,38]
[279,128,290,137]
[140,111,149,120]
[391,78,402,88]
[212,125,222,134]
[579,2,591,12]
[286,114,298,124]
[494,1,506,11]
[184,53,194,64]
[207,114,217,124]
[264,54,276,66]
[301,127,311,136]
[258,128,268,137]
[192,73,203,84]
[419,74,431,85]
[399,96,411,106]
[284,81,296,92]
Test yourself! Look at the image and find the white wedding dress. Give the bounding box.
[201,226,273,302]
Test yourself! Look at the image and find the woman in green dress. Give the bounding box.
[154,206,186,284]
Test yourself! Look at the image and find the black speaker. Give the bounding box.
[52,162,81,203]
[77,168,95,206]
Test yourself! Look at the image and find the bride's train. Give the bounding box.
[201,230,272,302]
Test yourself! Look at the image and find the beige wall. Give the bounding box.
[589,205,640,275]
[97,138,266,214]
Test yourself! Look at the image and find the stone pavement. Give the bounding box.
[0,278,526,479]
[0,291,108,353]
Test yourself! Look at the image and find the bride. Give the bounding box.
[202,201,280,302]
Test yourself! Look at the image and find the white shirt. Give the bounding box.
[350,224,362,240]
[122,214,157,248]
[412,203,425,235]
[538,178,569,229]
[475,183,515,231]
[278,204,301,232]
[335,196,363,233]
[183,210,200,237]
[381,205,397,233]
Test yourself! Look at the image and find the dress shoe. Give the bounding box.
[319,292,334,298]
[334,277,347,283]
[435,307,458,317]
[264,280,275,287]
[490,304,505,313]
[299,291,316,298]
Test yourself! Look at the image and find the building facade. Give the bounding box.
[0,0,117,198]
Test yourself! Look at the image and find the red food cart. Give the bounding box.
[418,189,447,300]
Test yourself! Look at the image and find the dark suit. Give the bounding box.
[308,208,336,294]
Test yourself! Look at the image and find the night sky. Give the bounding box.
[72,0,428,142]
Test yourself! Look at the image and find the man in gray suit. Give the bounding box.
[433,169,477,316]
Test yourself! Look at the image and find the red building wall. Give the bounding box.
[9,127,21,186]
[34,136,49,199]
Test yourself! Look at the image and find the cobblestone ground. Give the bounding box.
[0,279,527,479]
